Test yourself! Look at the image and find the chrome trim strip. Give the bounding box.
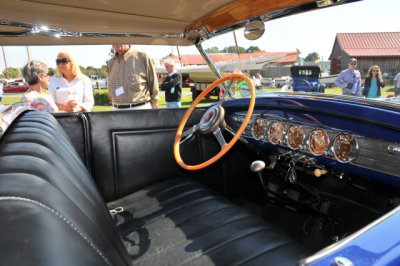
[299,205,400,265]
[282,92,400,111]
[0,20,182,39]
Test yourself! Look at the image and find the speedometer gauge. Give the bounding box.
[333,133,358,163]
[251,118,267,140]
[287,125,305,149]
[308,129,329,156]
[267,121,284,144]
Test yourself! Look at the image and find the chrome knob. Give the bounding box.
[333,257,354,266]
[250,160,266,173]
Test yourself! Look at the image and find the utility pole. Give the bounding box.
[232,31,241,61]
[2,46,9,79]
[176,46,183,67]
[26,45,31,61]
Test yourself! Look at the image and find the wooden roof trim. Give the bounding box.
[185,0,312,33]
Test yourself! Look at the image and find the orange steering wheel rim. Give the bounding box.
[174,73,256,171]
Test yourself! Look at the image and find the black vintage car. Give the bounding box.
[0,0,399,265]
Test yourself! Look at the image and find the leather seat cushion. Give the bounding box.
[108,178,310,265]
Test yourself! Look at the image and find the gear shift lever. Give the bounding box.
[251,160,267,189]
[250,160,266,173]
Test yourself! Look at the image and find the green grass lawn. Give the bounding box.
[2,97,21,105]
[4,86,397,112]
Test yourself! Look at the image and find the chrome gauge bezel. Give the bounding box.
[231,114,400,177]
[307,128,330,156]
[267,121,284,144]
[286,124,305,150]
[251,118,267,140]
[332,133,359,163]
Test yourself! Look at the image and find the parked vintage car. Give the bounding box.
[289,66,325,92]
[3,81,30,93]
[0,0,399,265]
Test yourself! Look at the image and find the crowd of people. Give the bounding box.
[1,51,399,114]
[8,44,183,113]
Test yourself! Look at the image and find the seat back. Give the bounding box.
[0,111,130,265]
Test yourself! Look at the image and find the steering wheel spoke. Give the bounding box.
[180,124,200,144]
[213,127,227,148]
[218,78,235,105]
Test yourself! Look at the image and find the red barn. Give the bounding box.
[329,32,400,79]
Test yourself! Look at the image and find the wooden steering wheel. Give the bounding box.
[174,73,255,170]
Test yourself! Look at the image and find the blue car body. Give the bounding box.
[290,66,326,93]
[223,93,400,265]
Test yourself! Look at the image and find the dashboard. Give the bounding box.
[250,117,357,163]
[227,113,400,179]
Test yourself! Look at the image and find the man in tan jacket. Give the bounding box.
[107,44,159,110]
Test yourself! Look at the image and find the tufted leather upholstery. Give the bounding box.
[86,108,208,202]
[0,111,309,265]
[108,178,310,265]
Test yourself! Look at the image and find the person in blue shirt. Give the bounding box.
[335,58,362,96]
[362,65,385,98]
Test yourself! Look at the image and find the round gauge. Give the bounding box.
[251,118,267,140]
[267,121,284,144]
[333,133,358,163]
[308,129,329,156]
[287,125,305,149]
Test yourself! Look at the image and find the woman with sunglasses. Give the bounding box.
[48,51,94,112]
[362,65,385,98]
[21,60,58,113]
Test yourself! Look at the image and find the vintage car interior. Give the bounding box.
[1,0,399,265]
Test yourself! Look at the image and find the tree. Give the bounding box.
[79,66,86,74]
[2,67,21,78]
[205,46,220,53]
[305,52,320,62]
[86,66,97,77]
[162,53,173,59]
[246,46,262,53]
[48,67,57,76]
[97,65,108,79]
[222,46,246,54]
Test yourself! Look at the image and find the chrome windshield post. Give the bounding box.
[195,42,235,100]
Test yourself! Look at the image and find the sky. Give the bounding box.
[0,0,398,72]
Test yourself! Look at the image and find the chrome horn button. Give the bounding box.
[199,105,225,134]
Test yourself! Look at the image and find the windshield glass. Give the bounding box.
[199,0,399,105]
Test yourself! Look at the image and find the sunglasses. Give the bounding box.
[56,58,71,65]
[41,72,51,77]
[372,69,379,72]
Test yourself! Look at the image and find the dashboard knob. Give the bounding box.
[314,168,327,177]
[250,160,266,173]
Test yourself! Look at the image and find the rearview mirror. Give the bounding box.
[244,20,265,40]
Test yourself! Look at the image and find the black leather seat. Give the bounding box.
[0,111,309,265]
[108,178,309,265]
